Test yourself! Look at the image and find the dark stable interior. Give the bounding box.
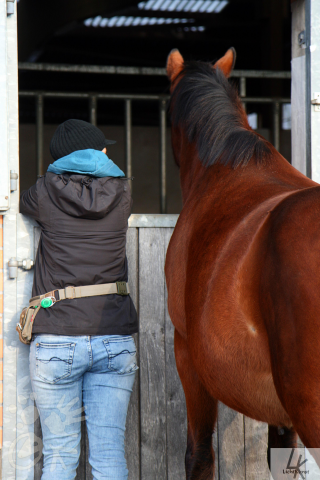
[18,0,292,213]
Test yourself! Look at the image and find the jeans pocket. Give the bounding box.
[35,341,76,384]
[103,336,138,375]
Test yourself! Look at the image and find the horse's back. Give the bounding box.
[185,184,320,340]
[166,181,305,337]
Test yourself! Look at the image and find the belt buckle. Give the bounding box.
[52,290,59,301]
[116,282,128,296]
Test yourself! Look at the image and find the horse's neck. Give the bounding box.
[179,143,208,204]
[179,146,316,206]
[180,157,203,204]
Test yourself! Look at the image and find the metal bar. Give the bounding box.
[18,62,168,76]
[240,97,291,103]
[2,0,20,475]
[159,99,167,214]
[20,91,170,101]
[305,0,311,179]
[89,95,97,125]
[231,70,291,79]
[36,94,44,176]
[19,91,291,104]
[18,62,292,79]
[239,77,246,97]
[273,101,280,151]
[0,0,9,211]
[240,76,246,112]
[125,99,132,190]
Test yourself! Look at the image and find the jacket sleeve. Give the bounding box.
[20,183,40,222]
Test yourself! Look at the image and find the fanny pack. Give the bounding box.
[16,282,130,345]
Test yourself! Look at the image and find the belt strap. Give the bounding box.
[30,281,130,304]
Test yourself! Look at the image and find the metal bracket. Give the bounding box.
[298,30,306,48]
[6,0,15,16]
[8,257,34,278]
[10,170,18,192]
[311,93,320,111]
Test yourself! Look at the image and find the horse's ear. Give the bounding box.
[213,48,236,78]
[167,49,184,83]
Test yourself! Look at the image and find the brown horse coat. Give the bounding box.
[165,48,320,478]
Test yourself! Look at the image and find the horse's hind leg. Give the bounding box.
[267,425,297,473]
[175,328,218,480]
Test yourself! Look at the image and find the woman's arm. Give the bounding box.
[20,183,40,222]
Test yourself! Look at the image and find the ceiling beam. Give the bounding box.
[17,0,138,61]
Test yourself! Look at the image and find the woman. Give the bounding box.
[20,119,138,480]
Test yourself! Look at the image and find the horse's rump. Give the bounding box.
[170,186,320,425]
[259,186,320,419]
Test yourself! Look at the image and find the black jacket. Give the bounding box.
[20,172,138,336]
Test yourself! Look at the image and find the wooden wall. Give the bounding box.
[34,226,271,480]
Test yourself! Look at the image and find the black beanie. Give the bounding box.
[50,119,116,160]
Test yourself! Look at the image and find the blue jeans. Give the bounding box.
[29,334,138,480]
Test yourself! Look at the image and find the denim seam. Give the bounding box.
[86,337,93,370]
[106,336,134,344]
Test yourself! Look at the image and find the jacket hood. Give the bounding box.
[47,149,125,177]
[45,172,126,220]
[45,149,126,219]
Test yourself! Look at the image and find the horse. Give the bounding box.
[165,47,320,479]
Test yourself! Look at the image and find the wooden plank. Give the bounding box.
[213,404,220,480]
[125,227,141,480]
[129,214,178,228]
[218,403,245,480]
[76,418,87,480]
[244,417,270,480]
[85,423,93,480]
[139,228,167,480]
[34,412,43,480]
[164,228,187,480]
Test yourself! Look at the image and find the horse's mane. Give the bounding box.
[170,61,272,168]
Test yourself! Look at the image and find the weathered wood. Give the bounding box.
[85,423,93,480]
[244,417,270,480]
[34,411,43,479]
[213,404,220,480]
[139,228,167,479]
[218,403,245,480]
[76,417,87,480]
[125,227,141,480]
[164,228,188,480]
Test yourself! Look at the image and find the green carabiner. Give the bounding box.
[41,298,53,308]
